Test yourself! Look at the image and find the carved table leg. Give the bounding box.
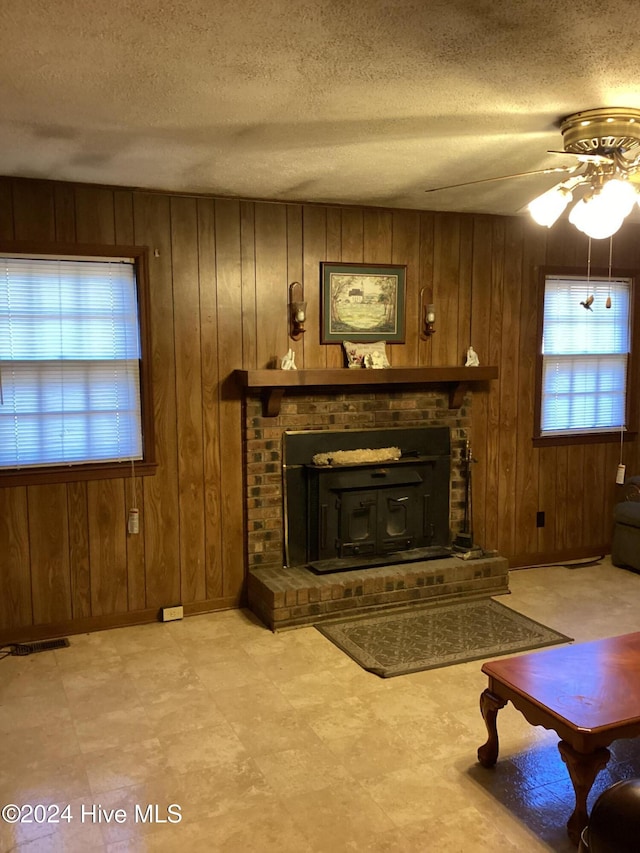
[478,689,508,767]
[558,740,610,846]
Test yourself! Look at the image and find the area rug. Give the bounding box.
[316,598,572,678]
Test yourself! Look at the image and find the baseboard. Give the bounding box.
[0,594,242,645]
[508,545,610,570]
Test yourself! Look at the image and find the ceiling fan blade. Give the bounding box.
[424,165,578,194]
[547,149,614,164]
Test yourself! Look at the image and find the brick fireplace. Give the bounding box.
[240,381,508,630]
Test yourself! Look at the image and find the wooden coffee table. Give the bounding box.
[478,631,640,845]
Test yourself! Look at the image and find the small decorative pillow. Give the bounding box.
[343,340,390,369]
[312,447,401,466]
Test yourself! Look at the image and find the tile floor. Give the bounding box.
[2,556,640,852]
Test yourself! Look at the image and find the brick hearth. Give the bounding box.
[248,554,509,630]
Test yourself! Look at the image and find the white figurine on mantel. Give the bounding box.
[281,348,297,370]
[465,346,480,367]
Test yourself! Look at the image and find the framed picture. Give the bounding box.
[320,262,406,343]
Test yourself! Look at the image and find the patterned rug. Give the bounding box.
[317,598,572,678]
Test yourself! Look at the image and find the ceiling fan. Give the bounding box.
[425,108,640,239]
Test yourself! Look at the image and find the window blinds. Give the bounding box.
[0,256,143,469]
[541,276,630,436]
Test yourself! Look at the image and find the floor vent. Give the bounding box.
[10,638,70,656]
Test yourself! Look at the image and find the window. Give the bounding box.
[0,245,155,483]
[535,268,633,443]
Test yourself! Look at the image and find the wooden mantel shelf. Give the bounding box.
[233,366,498,416]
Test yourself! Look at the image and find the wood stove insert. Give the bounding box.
[284,426,451,573]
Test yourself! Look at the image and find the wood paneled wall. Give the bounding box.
[1,177,638,641]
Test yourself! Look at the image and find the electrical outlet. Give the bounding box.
[161,605,184,622]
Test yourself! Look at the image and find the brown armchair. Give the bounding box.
[611,475,640,573]
[578,779,640,852]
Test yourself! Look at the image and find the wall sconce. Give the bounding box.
[289,281,307,341]
[419,288,436,339]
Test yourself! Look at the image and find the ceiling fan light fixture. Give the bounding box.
[526,108,640,237]
[568,194,624,240]
[528,185,573,227]
[600,178,638,217]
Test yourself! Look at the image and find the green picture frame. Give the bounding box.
[320,262,406,343]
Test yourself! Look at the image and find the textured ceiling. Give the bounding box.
[2,0,640,216]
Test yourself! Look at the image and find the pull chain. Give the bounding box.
[606,236,613,309]
[580,238,594,311]
[616,424,626,484]
[128,458,139,534]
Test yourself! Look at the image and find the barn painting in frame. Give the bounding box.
[320,262,406,343]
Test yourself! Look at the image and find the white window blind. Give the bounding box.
[541,276,630,436]
[0,255,143,469]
